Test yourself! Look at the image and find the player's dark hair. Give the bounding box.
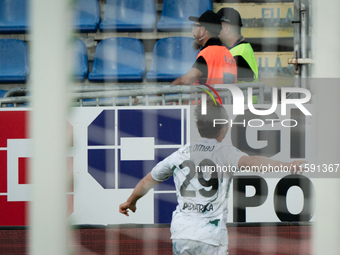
[195,98,229,139]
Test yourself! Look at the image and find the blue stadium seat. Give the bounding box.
[73,0,100,33]
[0,39,29,83]
[73,39,89,81]
[0,0,29,33]
[146,37,198,82]
[99,0,156,32]
[157,0,213,32]
[0,89,14,107]
[88,38,145,82]
[0,90,8,98]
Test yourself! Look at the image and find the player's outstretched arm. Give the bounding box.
[119,172,162,216]
[238,155,307,174]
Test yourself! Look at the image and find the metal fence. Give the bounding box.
[0,83,268,107]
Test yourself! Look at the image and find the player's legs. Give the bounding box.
[172,240,193,255]
[172,239,228,255]
[198,242,229,255]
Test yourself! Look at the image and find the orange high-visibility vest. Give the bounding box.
[195,45,237,85]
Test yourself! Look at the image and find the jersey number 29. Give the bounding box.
[179,159,218,198]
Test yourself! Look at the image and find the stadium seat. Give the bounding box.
[73,39,89,81]
[0,90,8,98]
[0,89,14,107]
[157,0,213,32]
[0,39,29,83]
[88,38,145,82]
[99,0,156,32]
[0,0,29,33]
[146,37,198,82]
[73,0,100,33]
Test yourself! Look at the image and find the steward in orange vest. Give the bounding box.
[171,10,237,86]
[193,38,237,85]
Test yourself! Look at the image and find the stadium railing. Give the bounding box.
[0,83,267,107]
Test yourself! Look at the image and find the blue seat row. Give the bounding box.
[0,0,212,33]
[73,0,100,33]
[0,39,29,83]
[0,0,100,33]
[0,37,198,83]
[100,0,156,32]
[74,39,89,81]
[89,37,146,82]
[0,0,29,33]
[146,37,199,82]
[0,39,88,83]
[89,37,198,82]
[157,0,213,32]
[0,90,8,98]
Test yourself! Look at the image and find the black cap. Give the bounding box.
[189,10,221,25]
[216,8,243,27]
[189,10,222,34]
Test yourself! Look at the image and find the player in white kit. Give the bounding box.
[119,99,305,255]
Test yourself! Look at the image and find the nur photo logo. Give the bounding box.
[200,84,311,116]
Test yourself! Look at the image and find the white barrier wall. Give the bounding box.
[0,105,317,226]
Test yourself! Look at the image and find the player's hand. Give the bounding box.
[119,201,136,217]
[288,160,308,174]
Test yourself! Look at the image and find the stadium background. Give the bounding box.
[0,0,317,254]
[0,0,300,90]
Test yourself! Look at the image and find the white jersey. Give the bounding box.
[151,138,247,245]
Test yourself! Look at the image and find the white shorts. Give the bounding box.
[172,239,228,255]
